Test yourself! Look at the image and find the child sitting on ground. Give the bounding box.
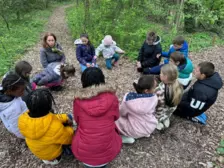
[170,51,193,89]
[18,89,74,165]
[162,36,188,63]
[76,34,97,72]
[4,61,34,103]
[0,73,27,138]
[148,36,189,75]
[116,75,158,144]
[95,35,125,69]
[174,62,223,125]
[155,64,183,130]
[32,63,75,90]
[72,67,122,168]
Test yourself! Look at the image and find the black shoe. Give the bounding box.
[50,85,63,91]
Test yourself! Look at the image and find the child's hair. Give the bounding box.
[80,33,91,46]
[173,36,185,45]
[60,64,76,79]
[161,64,183,106]
[170,51,186,65]
[43,32,57,48]
[15,61,32,81]
[133,75,155,94]
[27,89,56,118]
[81,67,105,88]
[146,31,157,45]
[198,61,215,78]
[1,72,26,93]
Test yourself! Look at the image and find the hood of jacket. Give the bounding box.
[124,92,158,114]
[198,72,223,90]
[18,112,53,139]
[74,84,117,117]
[0,91,15,111]
[153,36,161,45]
[101,40,117,46]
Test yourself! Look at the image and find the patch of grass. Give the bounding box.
[0,1,73,76]
[66,4,224,61]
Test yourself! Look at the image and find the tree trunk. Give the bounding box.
[175,0,184,30]
[84,0,90,32]
[1,15,10,31]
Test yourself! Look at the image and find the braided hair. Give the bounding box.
[27,89,56,118]
[1,72,26,93]
[81,67,105,88]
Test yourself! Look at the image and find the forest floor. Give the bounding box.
[0,5,223,168]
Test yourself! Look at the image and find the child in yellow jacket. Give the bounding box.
[18,89,74,165]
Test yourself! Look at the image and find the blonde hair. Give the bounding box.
[161,64,183,106]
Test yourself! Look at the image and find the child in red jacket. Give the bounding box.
[71,67,122,168]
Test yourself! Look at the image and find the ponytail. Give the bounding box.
[170,80,183,106]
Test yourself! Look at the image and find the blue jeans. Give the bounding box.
[105,53,119,69]
[80,62,98,72]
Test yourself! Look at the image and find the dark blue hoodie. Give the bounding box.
[175,72,223,117]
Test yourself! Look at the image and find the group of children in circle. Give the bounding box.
[0,31,222,168]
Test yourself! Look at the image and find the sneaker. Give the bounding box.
[42,156,61,165]
[156,122,165,130]
[112,61,119,67]
[191,113,207,125]
[122,136,135,144]
[163,118,170,128]
[50,85,63,91]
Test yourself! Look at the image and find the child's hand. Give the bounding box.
[86,63,91,67]
[93,56,97,60]
[67,118,73,126]
[156,54,161,59]
[137,61,141,68]
[91,63,95,67]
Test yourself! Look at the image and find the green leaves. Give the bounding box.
[217,140,224,155]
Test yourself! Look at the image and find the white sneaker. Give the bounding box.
[42,158,61,165]
[163,119,170,128]
[156,122,164,130]
[122,136,135,144]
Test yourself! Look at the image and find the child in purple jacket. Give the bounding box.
[76,34,97,72]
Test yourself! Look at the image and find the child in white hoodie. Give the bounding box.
[95,35,125,69]
[0,72,27,138]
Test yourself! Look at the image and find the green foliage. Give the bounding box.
[66,1,224,61]
[217,139,224,155]
[0,8,54,76]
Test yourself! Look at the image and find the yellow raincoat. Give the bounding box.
[18,111,74,160]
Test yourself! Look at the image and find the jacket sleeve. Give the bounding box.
[76,46,87,65]
[95,44,103,56]
[40,48,48,68]
[57,43,66,63]
[138,43,144,61]
[162,45,173,58]
[114,46,124,53]
[20,98,28,113]
[113,96,120,121]
[55,114,69,124]
[155,86,166,120]
[73,99,79,125]
[119,93,128,117]
[54,125,74,145]
[90,45,96,64]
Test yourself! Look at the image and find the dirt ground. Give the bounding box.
[0,5,223,168]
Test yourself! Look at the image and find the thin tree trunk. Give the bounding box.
[1,15,10,31]
[84,0,90,32]
[175,0,184,30]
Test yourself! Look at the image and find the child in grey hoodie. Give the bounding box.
[95,35,125,69]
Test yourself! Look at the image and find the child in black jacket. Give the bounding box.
[174,62,223,124]
[137,31,162,73]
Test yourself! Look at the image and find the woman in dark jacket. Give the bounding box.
[40,32,66,68]
[137,31,162,74]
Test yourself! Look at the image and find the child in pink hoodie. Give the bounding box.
[116,75,158,144]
